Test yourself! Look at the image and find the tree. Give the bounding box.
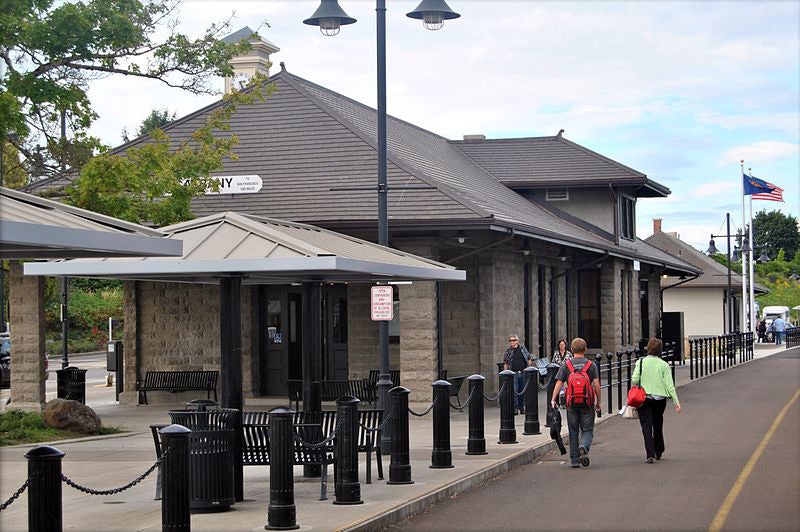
[121,108,177,143]
[753,210,800,261]
[0,0,252,181]
[1,141,28,188]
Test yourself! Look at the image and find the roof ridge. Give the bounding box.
[644,231,736,278]
[280,72,492,219]
[555,136,646,179]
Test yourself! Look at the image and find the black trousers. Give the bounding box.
[638,398,667,459]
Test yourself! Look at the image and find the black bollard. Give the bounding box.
[26,445,65,532]
[544,363,559,427]
[431,379,454,468]
[266,407,299,530]
[334,396,363,505]
[387,386,414,485]
[160,424,191,532]
[466,374,487,455]
[605,352,613,412]
[523,366,540,435]
[498,369,517,444]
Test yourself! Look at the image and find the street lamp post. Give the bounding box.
[707,212,737,333]
[304,0,460,453]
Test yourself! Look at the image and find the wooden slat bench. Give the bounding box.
[137,370,219,405]
[320,379,376,403]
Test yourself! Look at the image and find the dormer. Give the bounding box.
[222,26,280,94]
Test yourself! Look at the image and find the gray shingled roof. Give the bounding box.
[221,26,280,51]
[86,68,692,273]
[451,136,670,197]
[645,230,767,293]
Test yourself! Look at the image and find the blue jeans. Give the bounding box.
[775,331,784,345]
[566,405,595,463]
[514,372,525,410]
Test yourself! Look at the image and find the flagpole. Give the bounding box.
[740,160,747,332]
[749,193,755,332]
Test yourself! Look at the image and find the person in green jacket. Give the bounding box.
[631,338,682,463]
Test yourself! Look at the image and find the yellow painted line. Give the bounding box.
[708,388,800,532]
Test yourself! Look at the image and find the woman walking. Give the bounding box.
[551,339,572,366]
[631,338,681,463]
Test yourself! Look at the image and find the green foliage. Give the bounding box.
[66,76,274,225]
[753,210,800,261]
[1,0,254,180]
[1,142,29,188]
[709,253,742,274]
[122,108,177,143]
[0,410,123,445]
[43,279,123,352]
[754,250,800,312]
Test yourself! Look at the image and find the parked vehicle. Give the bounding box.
[0,335,49,389]
[763,306,793,331]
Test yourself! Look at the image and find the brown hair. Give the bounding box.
[646,337,663,357]
[570,337,587,354]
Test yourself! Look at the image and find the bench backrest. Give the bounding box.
[142,370,218,390]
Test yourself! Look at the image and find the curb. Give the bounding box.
[2,430,142,450]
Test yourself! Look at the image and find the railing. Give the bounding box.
[688,332,754,381]
[786,327,800,349]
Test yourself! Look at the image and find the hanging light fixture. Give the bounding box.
[303,0,357,36]
[555,246,569,262]
[757,249,770,263]
[706,238,719,255]
[790,271,799,281]
[455,230,470,244]
[732,245,740,263]
[520,241,531,256]
[406,0,461,31]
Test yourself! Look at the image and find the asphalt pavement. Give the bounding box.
[390,347,800,532]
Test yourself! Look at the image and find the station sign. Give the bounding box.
[205,175,263,195]
[371,285,394,321]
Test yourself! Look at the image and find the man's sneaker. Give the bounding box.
[578,446,590,467]
[646,458,654,464]
[570,461,581,468]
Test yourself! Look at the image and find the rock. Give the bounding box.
[43,399,101,434]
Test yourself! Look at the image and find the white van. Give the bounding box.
[762,306,791,328]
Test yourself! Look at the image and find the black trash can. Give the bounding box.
[185,399,218,412]
[168,408,239,511]
[56,367,88,404]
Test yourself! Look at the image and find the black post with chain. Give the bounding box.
[466,374,487,455]
[387,386,413,485]
[498,370,517,444]
[523,366,540,435]
[266,407,299,530]
[161,424,191,532]
[334,396,363,505]
[25,445,65,532]
[431,380,453,469]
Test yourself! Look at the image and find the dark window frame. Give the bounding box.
[619,195,636,241]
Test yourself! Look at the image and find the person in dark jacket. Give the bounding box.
[503,334,532,414]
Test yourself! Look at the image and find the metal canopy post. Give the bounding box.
[302,282,323,413]
[219,276,243,501]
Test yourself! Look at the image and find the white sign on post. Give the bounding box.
[371,285,394,321]
[205,175,263,195]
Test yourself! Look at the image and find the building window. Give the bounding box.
[619,195,636,240]
[578,270,601,348]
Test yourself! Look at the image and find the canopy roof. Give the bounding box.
[25,212,466,284]
[0,187,182,259]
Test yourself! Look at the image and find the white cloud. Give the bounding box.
[718,141,800,166]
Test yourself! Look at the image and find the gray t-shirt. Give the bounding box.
[555,356,599,382]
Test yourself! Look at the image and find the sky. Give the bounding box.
[86,0,800,253]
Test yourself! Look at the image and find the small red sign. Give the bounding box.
[371,286,394,321]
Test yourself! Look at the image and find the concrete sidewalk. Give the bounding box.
[0,344,787,532]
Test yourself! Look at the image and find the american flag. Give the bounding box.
[752,181,784,202]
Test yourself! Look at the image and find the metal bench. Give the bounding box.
[320,379,376,403]
[137,370,219,405]
[287,379,302,411]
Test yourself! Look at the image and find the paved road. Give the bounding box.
[391,348,800,532]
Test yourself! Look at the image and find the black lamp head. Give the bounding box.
[304,0,357,36]
[406,0,461,30]
[757,250,770,263]
[706,238,718,255]
[455,230,470,245]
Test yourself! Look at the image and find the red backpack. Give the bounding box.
[565,359,595,407]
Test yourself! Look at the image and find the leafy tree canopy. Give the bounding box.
[0,0,252,181]
[121,107,177,143]
[753,209,799,261]
[1,141,28,188]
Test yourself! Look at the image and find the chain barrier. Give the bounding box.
[293,415,343,448]
[449,384,477,411]
[539,370,556,390]
[0,479,29,512]
[515,375,531,396]
[408,395,439,417]
[358,402,396,433]
[62,451,165,496]
[482,381,507,402]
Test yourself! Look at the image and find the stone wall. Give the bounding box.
[346,283,400,380]
[399,280,438,403]
[600,258,623,353]
[442,258,480,378]
[8,263,46,411]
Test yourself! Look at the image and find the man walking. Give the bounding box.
[504,334,532,414]
[550,338,601,468]
[772,316,786,345]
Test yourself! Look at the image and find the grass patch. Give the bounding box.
[0,410,124,446]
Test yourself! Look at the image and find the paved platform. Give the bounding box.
[0,345,787,531]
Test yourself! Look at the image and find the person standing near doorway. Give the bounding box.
[504,334,532,414]
[550,338,601,468]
